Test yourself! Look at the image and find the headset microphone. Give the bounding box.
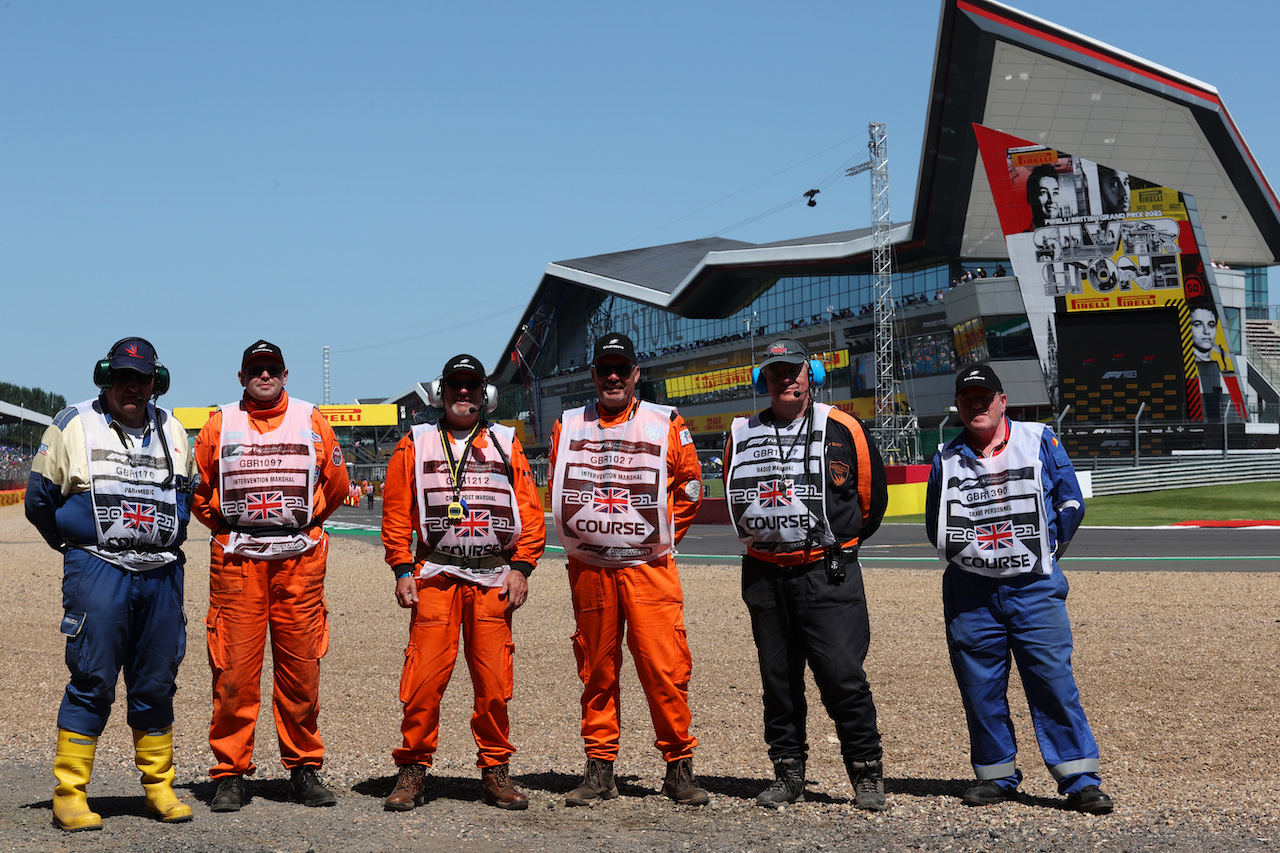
[468,406,478,414]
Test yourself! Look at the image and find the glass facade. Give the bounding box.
[1244,266,1270,319]
[1224,306,1242,353]
[983,314,1037,359]
[577,265,952,366]
[897,330,956,379]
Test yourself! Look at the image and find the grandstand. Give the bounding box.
[0,401,51,490]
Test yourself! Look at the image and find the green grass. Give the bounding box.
[1083,481,1280,525]
[888,481,1280,527]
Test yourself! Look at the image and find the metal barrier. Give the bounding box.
[1087,454,1280,496]
[1061,417,1280,462]
[348,464,388,486]
[529,456,549,488]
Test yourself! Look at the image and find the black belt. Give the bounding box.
[750,556,823,573]
[226,523,314,536]
[745,549,825,571]
[746,548,853,583]
[418,549,509,574]
[88,542,179,555]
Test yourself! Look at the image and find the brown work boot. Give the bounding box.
[480,763,528,810]
[661,757,710,806]
[564,757,619,806]
[383,764,428,812]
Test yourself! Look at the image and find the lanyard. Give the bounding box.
[770,406,812,479]
[107,405,176,489]
[438,422,482,514]
[771,404,821,550]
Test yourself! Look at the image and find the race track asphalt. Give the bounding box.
[325,505,1280,572]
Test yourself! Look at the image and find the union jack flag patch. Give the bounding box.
[120,501,157,534]
[246,491,285,520]
[593,487,630,514]
[757,480,792,508]
[974,520,1015,551]
[456,509,491,537]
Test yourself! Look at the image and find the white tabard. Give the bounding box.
[217,399,318,559]
[552,402,672,567]
[78,401,182,572]
[937,420,1053,578]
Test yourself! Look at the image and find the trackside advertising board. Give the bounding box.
[173,404,400,432]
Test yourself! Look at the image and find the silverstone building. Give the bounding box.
[456,0,1280,462]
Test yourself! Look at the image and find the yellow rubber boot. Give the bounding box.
[52,729,102,832]
[132,727,193,823]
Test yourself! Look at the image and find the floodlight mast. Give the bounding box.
[847,122,916,462]
[323,345,331,405]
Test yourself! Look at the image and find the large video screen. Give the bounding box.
[1057,308,1187,421]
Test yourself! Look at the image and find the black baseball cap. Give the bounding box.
[955,362,1004,395]
[591,333,637,365]
[242,340,285,369]
[108,338,159,375]
[442,353,485,379]
[758,339,808,371]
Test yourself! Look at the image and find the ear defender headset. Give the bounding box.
[94,337,170,396]
[752,357,826,395]
[426,377,499,415]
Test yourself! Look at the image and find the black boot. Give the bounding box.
[845,758,887,811]
[290,766,336,807]
[755,758,805,808]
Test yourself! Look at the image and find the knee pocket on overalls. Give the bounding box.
[205,606,227,672]
[60,611,87,674]
[672,625,692,687]
[570,631,590,685]
[502,640,515,701]
[398,641,420,705]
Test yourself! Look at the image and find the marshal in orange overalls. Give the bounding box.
[194,391,349,780]
[380,424,545,770]
[549,401,703,763]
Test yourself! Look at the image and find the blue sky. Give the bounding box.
[3,0,1277,408]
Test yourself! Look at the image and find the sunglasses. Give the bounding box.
[246,364,285,378]
[446,378,482,391]
[593,362,635,379]
[112,370,155,385]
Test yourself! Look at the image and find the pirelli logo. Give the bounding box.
[173,404,400,430]
[1011,149,1058,167]
[317,405,398,426]
[321,407,365,423]
[1071,298,1110,310]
